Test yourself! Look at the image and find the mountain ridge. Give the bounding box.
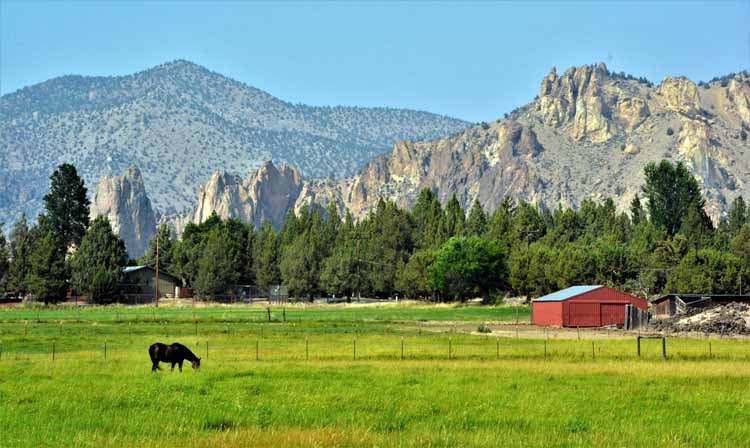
[0,59,470,228]
[185,62,750,234]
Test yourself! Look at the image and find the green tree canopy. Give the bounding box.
[429,236,508,301]
[25,216,68,303]
[70,216,128,303]
[642,160,704,237]
[43,163,90,249]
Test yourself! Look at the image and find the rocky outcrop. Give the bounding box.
[657,77,701,115]
[193,161,303,228]
[537,63,614,143]
[618,97,650,130]
[91,166,156,258]
[726,76,750,125]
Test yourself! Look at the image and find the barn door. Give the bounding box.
[600,304,625,326]
[568,303,600,327]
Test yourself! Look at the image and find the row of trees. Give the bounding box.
[0,164,128,303]
[3,159,750,303]
[135,160,750,301]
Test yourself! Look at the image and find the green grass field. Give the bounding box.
[1,303,749,447]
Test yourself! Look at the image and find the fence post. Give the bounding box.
[661,337,667,360]
[52,342,55,361]
[448,337,452,360]
[283,307,286,323]
[401,337,404,360]
[709,340,712,358]
[637,336,641,358]
[104,342,107,361]
[206,341,209,359]
[591,341,595,360]
[267,306,271,322]
[0,342,3,361]
[256,337,259,361]
[353,338,356,361]
[496,337,499,359]
[544,339,547,360]
[306,338,309,361]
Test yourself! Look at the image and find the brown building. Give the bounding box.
[121,266,181,302]
[651,294,750,318]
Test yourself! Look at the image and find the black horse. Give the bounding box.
[149,342,201,372]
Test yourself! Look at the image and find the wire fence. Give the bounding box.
[1,325,748,364]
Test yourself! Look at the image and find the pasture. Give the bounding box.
[1,303,749,447]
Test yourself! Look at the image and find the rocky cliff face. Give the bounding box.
[193,161,304,229]
[90,166,156,257]
[183,64,750,229]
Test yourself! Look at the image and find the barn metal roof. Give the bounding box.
[533,285,603,302]
[123,265,146,274]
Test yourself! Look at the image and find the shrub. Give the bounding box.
[477,322,492,333]
[666,127,674,136]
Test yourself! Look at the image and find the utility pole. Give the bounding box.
[155,235,159,307]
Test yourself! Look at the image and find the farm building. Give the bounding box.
[121,266,181,302]
[532,285,648,327]
[651,294,750,318]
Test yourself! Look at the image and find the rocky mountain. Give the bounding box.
[90,166,156,257]
[188,63,750,229]
[0,60,469,226]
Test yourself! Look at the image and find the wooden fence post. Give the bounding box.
[591,341,595,360]
[401,337,404,360]
[448,337,452,360]
[104,342,107,361]
[256,337,259,361]
[52,342,55,361]
[206,341,209,359]
[496,337,499,359]
[306,338,309,361]
[544,339,547,360]
[661,337,667,360]
[637,336,641,358]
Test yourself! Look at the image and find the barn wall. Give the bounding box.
[563,287,647,327]
[532,301,563,326]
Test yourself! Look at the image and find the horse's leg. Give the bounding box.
[179,360,183,372]
[171,362,175,371]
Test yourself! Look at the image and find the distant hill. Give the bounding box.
[0,60,469,224]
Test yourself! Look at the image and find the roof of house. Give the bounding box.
[123,265,147,274]
[533,285,604,302]
[651,293,750,304]
[122,265,179,281]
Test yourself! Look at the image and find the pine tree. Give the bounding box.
[70,216,128,303]
[442,194,465,238]
[25,216,68,303]
[0,224,9,291]
[195,227,242,298]
[465,199,487,236]
[642,160,705,236]
[254,221,280,289]
[43,163,90,249]
[727,196,747,237]
[629,194,644,225]
[6,215,31,295]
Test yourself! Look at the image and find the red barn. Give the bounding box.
[531,285,648,327]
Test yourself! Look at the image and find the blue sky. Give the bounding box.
[1,1,748,122]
